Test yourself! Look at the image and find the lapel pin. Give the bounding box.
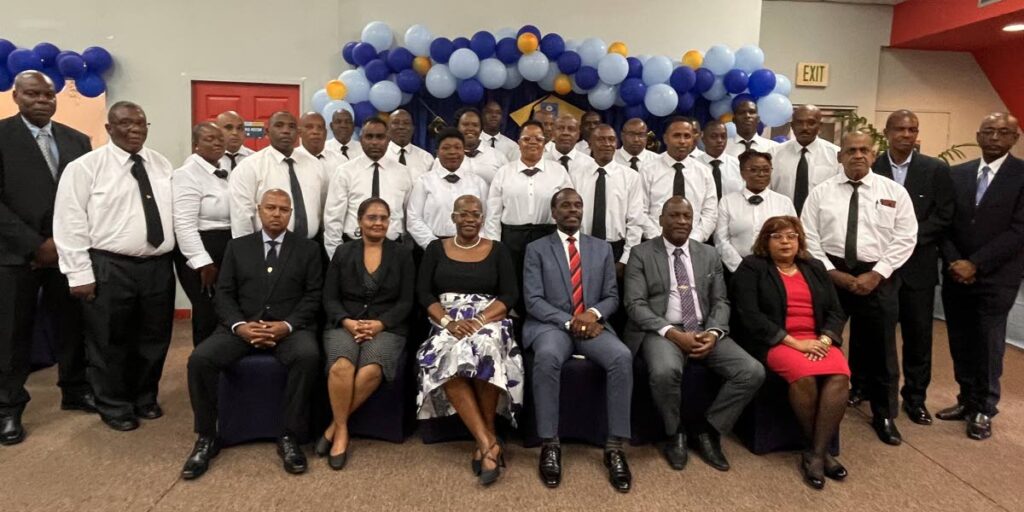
[267,266,274,273]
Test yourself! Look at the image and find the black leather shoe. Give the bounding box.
[603,450,632,493]
[661,433,688,470]
[824,456,848,481]
[692,431,730,471]
[871,417,903,446]
[0,413,26,446]
[61,393,98,413]
[134,404,163,420]
[314,435,331,457]
[966,413,992,441]
[328,451,348,470]
[903,403,933,425]
[101,415,139,432]
[847,387,865,407]
[277,434,307,474]
[936,404,970,421]
[181,436,220,480]
[538,444,562,488]
[800,455,825,490]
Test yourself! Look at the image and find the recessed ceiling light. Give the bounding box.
[1003,23,1024,32]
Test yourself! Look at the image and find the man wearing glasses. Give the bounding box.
[614,118,657,171]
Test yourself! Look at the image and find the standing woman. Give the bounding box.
[318,198,414,470]
[416,195,524,486]
[730,216,850,490]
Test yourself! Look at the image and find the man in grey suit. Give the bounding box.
[624,196,764,472]
[523,189,633,493]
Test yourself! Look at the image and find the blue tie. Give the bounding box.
[672,248,700,332]
[975,166,991,205]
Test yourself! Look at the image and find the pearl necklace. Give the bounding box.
[776,265,798,276]
[453,236,482,250]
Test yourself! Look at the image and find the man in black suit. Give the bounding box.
[182,189,323,479]
[871,110,954,425]
[0,71,94,445]
[938,112,1024,441]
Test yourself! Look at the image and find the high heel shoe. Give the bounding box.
[824,457,848,481]
[800,455,825,490]
[471,448,482,476]
[314,435,331,457]
[479,442,503,486]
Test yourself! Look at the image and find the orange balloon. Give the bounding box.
[682,50,703,69]
[554,74,572,95]
[412,56,432,76]
[325,79,347,100]
[608,42,628,56]
[517,33,539,54]
[719,113,734,123]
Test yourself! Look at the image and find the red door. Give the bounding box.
[191,81,300,151]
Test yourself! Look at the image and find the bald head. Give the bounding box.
[12,71,56,127]
[215,111,246,152]
[330,109,355,143]
[299,111,327,155]
[792,105,823,146]
[977,112,1020,162]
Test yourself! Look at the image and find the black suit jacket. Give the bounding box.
[873,151,954,289]
[728,255,846,362]
[0,114,91,265]
[323,238,415,334]
[941,154,1024,288]
[215,231,324,332]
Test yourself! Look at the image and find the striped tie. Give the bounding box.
[568,236,584,315]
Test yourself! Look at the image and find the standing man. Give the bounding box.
[938,113,1024,441]
[523,188,633,493]
[295,112,345,175]
[387,109,433,179]
[0,71,94,445]
[533,108,557,153]
[726,99,779,158]
[326,109,362,161]
[546,114,596,174]
[695,120,744,201]
[871,110,954,423]
[576,110,601,155]
[801,130,918,445]
[216,111,254,171]
[481,100,520,162]
[455,106,508,184]
[54,101,176,432]
[771,105,840,215]
[614,118,657,171]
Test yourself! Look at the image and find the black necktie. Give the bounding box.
[129,154,165,248]
[522,168,540,177]
[444,173,460,184]
[629,156,639,171]
[398,148,407,166]
[226,153,238,170]
[371,162,381,198]
[465,149,480,157]
[672,162,686,198]
[265,240,279,269]
[559,155,570,171]
[490,137,496,148]
[340,145,349,158]
[284,157,308,239]
[214,169,229,180]
[316,154,324,160]
[742,139,754,151]
[747,194,763,205]
[710,159,723,199]
[794,147,809,215]
[845,181,862,269]
[592,168,607,240]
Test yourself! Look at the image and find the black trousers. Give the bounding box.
[501,223,557,315]
[828,255,900,419]
[897,283,937,406]
[187,327,320,437]
[0,265,88,415]
[941,280,1017,417]
[173,230,232,346]
[81,251,175,419]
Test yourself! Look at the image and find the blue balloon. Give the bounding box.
[453,37,470,50]
[540,33,565,60]
[353,101,377,125]
[386,47,414,72]
[641,56,672,85]
[503,64,523,89]
[773,73,792,96]
[404,24,433,57]
[703,76,727,101]
[353,42,378,66]
[364,59,390,83]
[425,64,457,98]
[495,37,520,64]
[518,25,541,38]
[577,38,607,68]
[448,48,480,79]
[41,67,64,93]
[377,49,390,66]
[58,53,86,79]
[676,92,696,113]
[624,103,648,120]
[619,78,646,106]
[33,43,60,67]
[0,39,15,63]
[340,69,371,103]
[669,66,696,95]
[557,51,581,74]
[312,88,331,113]
[321,99,353,122]
[538,62,559,92]
[396,68,422,93]
[772,135,789,144]
[626,57,642,79]
[457,78,485,104]
[7,49,41,74]
[470,31,496,58]
[361,21,394,53]
[723,69,748,94]
[644,83,679,117]
[369,80,402,112]
[75,72,106,97]
[429,37,455,64]
[587,82,618,110]
[725,121,737,138]
[477,58,507,89]
[703,45,735,76]
[731,93,754,110]
[710,97,732,119]
[342,42,358,65]
[575,66,599,90]
[517,52,550,82]
[597,53,628,85]
[756,93,793,127]
[82,46,113,73]
[747,69,777,98]
[734,45,765,74]
[0,68,12,92]
[693,68,715,93]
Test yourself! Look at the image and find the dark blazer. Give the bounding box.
[0,114,91,265]
[941,154,1024,288]
[728,255,845,361]
[323,238,415,335]
[215,230,323,332]
[873,151,955,289]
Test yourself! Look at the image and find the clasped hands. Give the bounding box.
[569,310,603,339]
[342,319,385,343]
[829,269,883,296]
[236,321,291,349]
[666,328,719,359]
[948,259,977,285]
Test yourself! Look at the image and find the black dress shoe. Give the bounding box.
[871,417,903,446]
[847,387,865,407]
[661,433,688,470]
[277,434,307,474]
[538,444,562,488]
[328,451,348,470]
[800,456,825,490]
[181,436,220,480]
[603,450,632,493]
[0,414,26,446]
[936,404,970,421]
[824,457,848,481]
[314,435,331,457]
[903,403,933,425]
[101,415,139,432]
[61,393,98,413]
[966,413,992,441]
[692,432,730,471]
[134,404,163,420]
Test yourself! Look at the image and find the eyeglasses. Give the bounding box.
[769,232,799,241]
[362,214,389,223]
[979,128,1018,138]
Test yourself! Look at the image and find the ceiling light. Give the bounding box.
[1003,23,1024,32]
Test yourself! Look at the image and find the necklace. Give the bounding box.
[776,264,798,276]
[453,236,482,250]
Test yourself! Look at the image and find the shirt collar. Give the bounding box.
[188,153,220,173]
[742,188,765,199]
[663,237,689,257]
[21,115,52,137]
[661,152,687,166]
[389,141,414,155]
[980,153,1009,175]
[842,169,876,188]
[556,229,580,244]
[108,142,142,166]
[516,158,547,173]
[262,230,286,244]
[887,149,914,169]
[295,145,323,160]
[552,145,578,160]
[266,145,293,163]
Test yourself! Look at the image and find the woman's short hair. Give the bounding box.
[434,127,465,147]
[751,215,811,260]
[738,149,772,169]
[357,197,390,219]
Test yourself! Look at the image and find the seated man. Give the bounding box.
[181,189,323,480]
[523,189,633,493]
[624,196,765,472]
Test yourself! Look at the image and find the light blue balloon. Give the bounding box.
[369,80,402,112]
[734,45,765,74]
[361,21,394,53]
[710,97,733,119]
[703,45,735,76]
[725,121,737,139]
[401,92,413,105]
[538,62,560,91]
[577,37,607,68]
[502,64,523,89]
[564,39,580,52]
[636,54,651,64]
[477,58,507,89]
[404,24,433,57]
[571,75,587,95]
[312,88,330,113]
[518,51,550,82]
[449,48,480,79]
[773,73,792,96]
[322,100,354,122]
[757,93,793,127]
[340,69,370,103]
[644,83,678,117]
[587,82,618,110]
[425,64,457,98]
[642,56,673,85]
[495,27,517,40]
[597,53,628,85]
[614,94,626,107]
[702,76,727,101]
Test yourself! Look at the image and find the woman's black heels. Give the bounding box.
[824,456,848,481]
[479,442,504,485]
[471,448,482,476]
[800,454,825,490]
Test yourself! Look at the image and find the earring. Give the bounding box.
[355,227,362,238]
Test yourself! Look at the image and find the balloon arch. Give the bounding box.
[0,39,114,98]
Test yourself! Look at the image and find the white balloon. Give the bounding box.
[518,52,550,82]
[404,24,433,57]
[503,64,523,89]
[361,21,394,53]
[425,64,457,98]
[477,58,508,89]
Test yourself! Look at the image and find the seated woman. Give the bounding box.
[318,198,415,470]
[416,194,524,486]
[730,216,850,490]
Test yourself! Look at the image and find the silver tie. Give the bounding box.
[36,131,58,178]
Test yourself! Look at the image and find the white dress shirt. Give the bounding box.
[228,145,328,240]
[326,138,363,160]
[569,160,646,264]
[219,144,254,171]
[406,162,490,248]
[545,145,597,175]
[323,154,415,258]
[801,170,918,278]
[770,137,841,202]
[613,147,658,171]
[574,139,590,155]
[172,153,232,269]
[554,229,603,326]
[714,188,797,272]
[978,152,1009,179]
[639,152,719,242]
[725,133,779,158]
[484,159,574,240]
[482,131,520,162]
[295,145,346,177]
[658,238,703,337]
[387,141,433,180]
[464,144,508,184]
[54,143,176,287]
[695,151,744,199]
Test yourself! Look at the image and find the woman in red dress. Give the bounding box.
[731,216,850,490]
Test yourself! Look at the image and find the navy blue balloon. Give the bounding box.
[470,31,496,58]
[556,51,581,74]
[396,68,422,94]
[624,103,648,121]
[387,47,414,72]
[33,43,60,67]
[75,72,106,98]
[575,66,599,90]
[772,135,789,144]
[0,68,12,92]
[669,66,696,95]
[364,59,390,83]
[626,57,642,79]
[731,93,754,111]
[518,25,541,38]
[676,92,696,113]
[747,68,777,98]
[43,66,64,93]
[353,101,377,125]
[453,37,470,50]
[540,33,565,60]
[6,49,41,74]
[353,42,378,66]
[429,37,455,64]
[0,39,15,62]
[692,97,711,124]
[57,53,87,79]
[619,78,646,106]
[692,68,715,93]
[377,50,391,67]
[457,78,484,104]
[723,69,748,94]
[342,41,358,65]
[81,46,113,73]
[495,38,521,65]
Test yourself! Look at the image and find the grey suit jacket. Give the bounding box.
[623,236,730,355]
[522,232,619,348]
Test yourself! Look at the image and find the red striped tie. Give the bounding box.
[568,236,584,315]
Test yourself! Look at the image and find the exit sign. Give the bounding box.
[796,62,829,87]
